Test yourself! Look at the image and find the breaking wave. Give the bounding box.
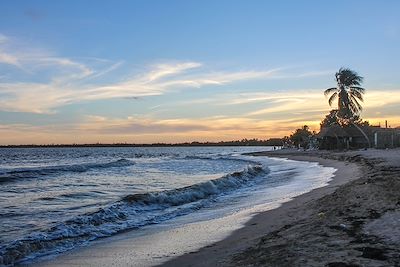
[0,159,134,184]
[0,164,268,266]
[123,165,265,205]
[182,155,257,164]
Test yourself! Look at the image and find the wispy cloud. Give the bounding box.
[0,35,283,113]
[3,32,398,145]
[145,62,202,82]
[37,57,94,80]
[77,114,326,139]
[294,70,334,78]
[241,89,400,120]
[156,88,400,127]
[0,64,280,113]
[2,90,400,145]
[244,92,326,116]
[86,61,124,80]
[75,115,304,141]
[158,68,281,89]
[0,33,342,115]
[0,52,20,67]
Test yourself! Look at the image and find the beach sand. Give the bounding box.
[161,151,363,267]
[162,149,400,267]
[30,149,400,267]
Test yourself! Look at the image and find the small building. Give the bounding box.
[317,124,349,150]
[373,127,400,148]
[317,124,400,150]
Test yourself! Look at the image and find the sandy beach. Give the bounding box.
[161,151,359,266]
[26,148,400,267]
[26,150,337,267]
[2,1,400,266]
[162,149,400,267]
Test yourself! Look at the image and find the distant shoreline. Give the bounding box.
[0,141,283,148]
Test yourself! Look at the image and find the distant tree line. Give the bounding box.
[0,138,285,148]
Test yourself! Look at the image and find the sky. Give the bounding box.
[0,0,399,144]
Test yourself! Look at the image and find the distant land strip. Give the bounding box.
[0,138,284,148]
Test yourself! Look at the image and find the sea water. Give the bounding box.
[0,147,335,266]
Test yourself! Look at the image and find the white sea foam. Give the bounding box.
[0,163,268,266]
[0,147,336,267]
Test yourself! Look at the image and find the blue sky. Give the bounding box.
[0,0,399,144]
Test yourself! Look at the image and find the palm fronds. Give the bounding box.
[325,68,366,121]
[328,92,338,106]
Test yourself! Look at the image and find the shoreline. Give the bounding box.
[26,149,400,267]
[161,150,362,267]
[164,149,400,267]
[26,150,346,267]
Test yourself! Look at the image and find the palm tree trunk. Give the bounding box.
[351,122,371,148]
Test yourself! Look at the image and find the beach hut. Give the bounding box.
[318,124,400,150]
[317,124,350,150]
[342,124,373,149]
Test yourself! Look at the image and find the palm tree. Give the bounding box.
[324,68,365,122]
[324,68,370,148]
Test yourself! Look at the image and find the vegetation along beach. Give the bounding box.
[1,1,400,267]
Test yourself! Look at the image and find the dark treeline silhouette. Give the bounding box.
[0,138,284,148]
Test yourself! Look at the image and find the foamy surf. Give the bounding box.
[124,165,266,205]
[0,163,268,266]
[0,147,336,267]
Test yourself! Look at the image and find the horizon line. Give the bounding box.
[0,138,285,148]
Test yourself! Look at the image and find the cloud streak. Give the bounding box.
[0,115,303,144]
[1,88,400,145]
[0,52,20,67]
[0,34,333,114]
[2,33,398,145]
[0,35,283,113]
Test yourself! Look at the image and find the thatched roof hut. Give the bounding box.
[316,124,348,138]
[317,124,399,149]
[317,124,372,149]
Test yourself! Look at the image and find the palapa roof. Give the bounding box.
[317,124,349,138]
[344,125,373,137]
[317,124,377,138]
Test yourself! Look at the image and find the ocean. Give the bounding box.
[0,147,335,266]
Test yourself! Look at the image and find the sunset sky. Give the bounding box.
[0,0,399,144]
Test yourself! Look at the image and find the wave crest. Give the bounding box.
[124,165,265,206]
[0,164,268,266]
[0,159,134,184]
